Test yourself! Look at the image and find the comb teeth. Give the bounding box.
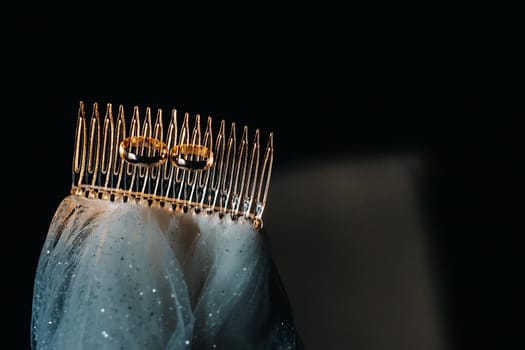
[71,101,274,229]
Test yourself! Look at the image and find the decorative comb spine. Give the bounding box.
[71,101,273,229]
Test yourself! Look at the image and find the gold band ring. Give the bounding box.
[119,136,168,167]
[170,144,214,170]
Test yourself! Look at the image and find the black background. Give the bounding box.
[5,6,522,350]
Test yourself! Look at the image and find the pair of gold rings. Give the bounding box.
[119,136,214,171]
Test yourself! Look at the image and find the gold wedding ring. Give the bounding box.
[170,144,214,170]
[119,136,168,167]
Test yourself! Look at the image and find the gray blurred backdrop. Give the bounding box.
[265,155,447,350]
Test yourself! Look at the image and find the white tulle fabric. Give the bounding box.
[31,195,301,350]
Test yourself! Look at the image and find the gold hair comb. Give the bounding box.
[71,101,274,229]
